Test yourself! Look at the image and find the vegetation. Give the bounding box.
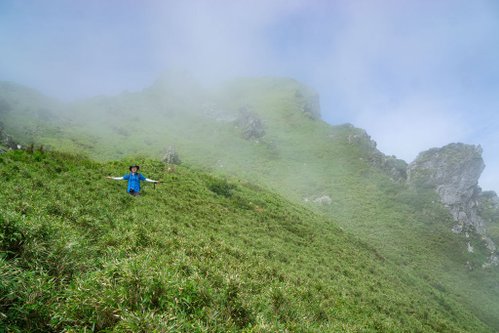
[478,191,499,245]
[1,76,499,330]
[0,150,495,332]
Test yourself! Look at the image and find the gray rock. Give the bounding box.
[408,143,484,204]
[313,195,332,205]
[467,242,474,253]
[408,143,498,266]
[162,145,181,165]
[234,107,265,140]
[483,255,499,268]
[343,126,407,181]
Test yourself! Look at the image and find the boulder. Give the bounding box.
[162,145,181,165]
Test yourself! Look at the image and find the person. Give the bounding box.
[107,165,159,196]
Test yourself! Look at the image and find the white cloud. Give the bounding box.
[354,97,468,162]
[1,0,498,191]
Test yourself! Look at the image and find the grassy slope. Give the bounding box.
[0,150,494,332]
[1,77,498,329]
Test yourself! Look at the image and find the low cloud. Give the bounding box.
[1,0,498,190]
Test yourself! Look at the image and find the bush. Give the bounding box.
[0,214,24,260]
[208,178,235,198]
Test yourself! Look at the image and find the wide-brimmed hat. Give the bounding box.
[129,165,140,171]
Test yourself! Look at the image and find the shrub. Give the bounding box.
[0,214,24,260]
[208,178,235,198]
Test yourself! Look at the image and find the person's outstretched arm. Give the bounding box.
[106,176,124,180]
[139,174,159,183]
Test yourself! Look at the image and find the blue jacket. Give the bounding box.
[123,173,146,193]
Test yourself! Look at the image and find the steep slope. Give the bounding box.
[1,77,499,329]
[0,150,494,332]
[0,82,67,146]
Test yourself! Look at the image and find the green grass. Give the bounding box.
[0,150,494,332]
[1,77,499,331]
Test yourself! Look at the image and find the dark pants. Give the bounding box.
[128,190,141,196]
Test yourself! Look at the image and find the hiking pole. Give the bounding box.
[153,181,160,190]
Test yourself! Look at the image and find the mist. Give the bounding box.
[1,0,499,190]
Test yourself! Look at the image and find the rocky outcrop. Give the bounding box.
[407,144,484,231]
[407,144,484,206]
[407,143,498,266]
[162,145,181,165]
[234,107,265,140]
[337,131,497,266]
[341,124,408,182]
[294,89,321,120]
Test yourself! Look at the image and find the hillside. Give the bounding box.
[1,76,499,330]
[0,150,495,332]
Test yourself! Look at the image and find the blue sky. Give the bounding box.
[1,0,498,191]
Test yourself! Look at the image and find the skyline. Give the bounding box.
[1,0,498,190]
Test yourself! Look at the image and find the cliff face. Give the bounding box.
[407,143,498,266]
[407,144,484,207]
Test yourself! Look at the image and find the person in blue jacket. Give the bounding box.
[107,165,159,196]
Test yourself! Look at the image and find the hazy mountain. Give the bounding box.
[1,76,499,330]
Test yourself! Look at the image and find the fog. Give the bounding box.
[1,0,499,190]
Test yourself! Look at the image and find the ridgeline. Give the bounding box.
[1,76,499,331]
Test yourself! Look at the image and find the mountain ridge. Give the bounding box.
[1,77,499,329]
